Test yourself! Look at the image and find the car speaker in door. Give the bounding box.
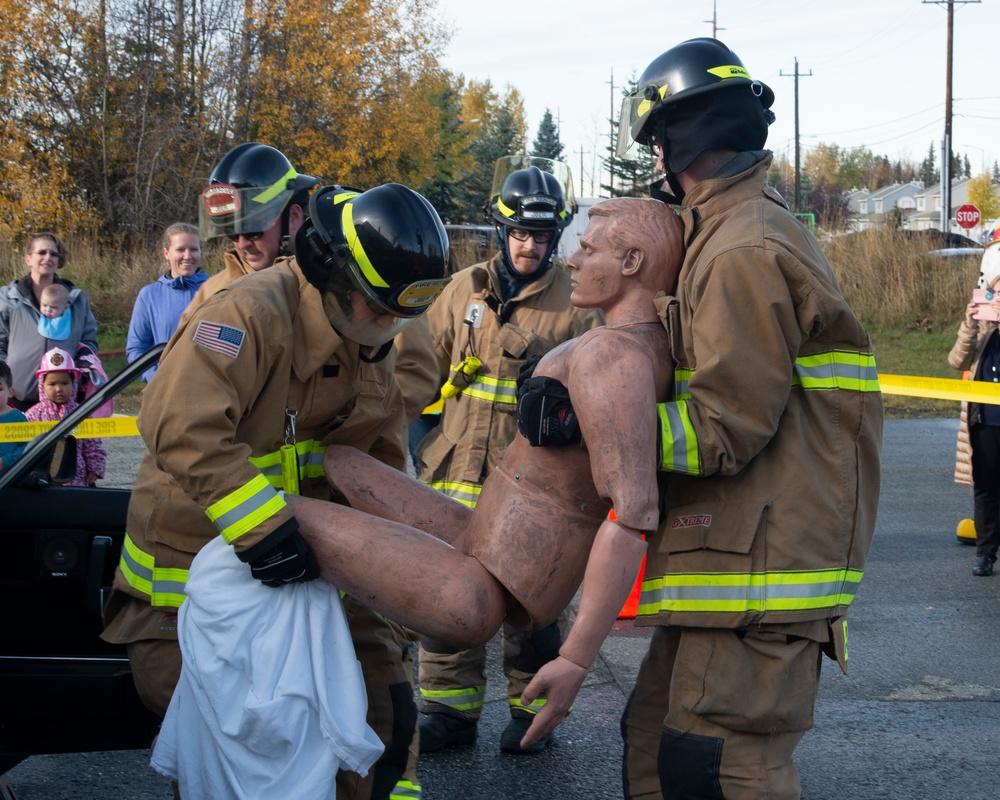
[35,530,88,580]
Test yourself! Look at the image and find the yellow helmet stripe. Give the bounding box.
[497,197,515,218]
[707,65,751,81]
[341,201,389,288]
[251,166,297,204]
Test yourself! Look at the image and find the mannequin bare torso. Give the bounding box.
[467,322,670,630]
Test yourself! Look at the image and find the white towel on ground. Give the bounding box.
[151,536,383,799]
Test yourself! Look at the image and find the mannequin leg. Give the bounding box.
[324,444,471,545]
[289,494,507,649]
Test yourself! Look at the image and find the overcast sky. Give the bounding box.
[433,0,998,197]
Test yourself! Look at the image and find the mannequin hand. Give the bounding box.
[518,655,588,748]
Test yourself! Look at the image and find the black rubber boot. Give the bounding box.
[499,712,552,755]
[418,711,477,753]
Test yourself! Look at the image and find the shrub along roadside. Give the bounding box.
[3,229,980,420]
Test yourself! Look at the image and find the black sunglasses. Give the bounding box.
[227,231,265,243]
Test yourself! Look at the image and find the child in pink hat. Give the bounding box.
[25,347,106,486]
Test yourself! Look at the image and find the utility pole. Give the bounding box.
[780,57,812,213]
[607,69,616,196]
[576,146,589,199]
[924,0,980,231]
[704,0,725,37]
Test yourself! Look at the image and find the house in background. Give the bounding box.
[853,182,924,231]
[906,178,978,235]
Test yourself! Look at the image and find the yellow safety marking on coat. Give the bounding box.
[879,374,1000,404]
[0,415,139,443]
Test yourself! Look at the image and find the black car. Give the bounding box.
[0,347,164,796]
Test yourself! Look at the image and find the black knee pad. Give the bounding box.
[369,681,417,800]
[658,727,724,800]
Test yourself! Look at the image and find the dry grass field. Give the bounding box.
[1,228,982,419]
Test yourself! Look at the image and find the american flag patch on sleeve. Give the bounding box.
[193,320,245,358]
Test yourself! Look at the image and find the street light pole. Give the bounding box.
[964,143,985,175]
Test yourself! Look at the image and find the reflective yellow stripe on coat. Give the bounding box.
[248,439,326,488]
[658,349,880,474]
[205,473,286,543]
[638,567,864,615]
[118,533,188,608]
[450,365,518,405]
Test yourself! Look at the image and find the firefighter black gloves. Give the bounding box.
[239,518,320,587]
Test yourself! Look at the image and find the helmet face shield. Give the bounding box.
[199,181,297,240]
[199,143,321,241]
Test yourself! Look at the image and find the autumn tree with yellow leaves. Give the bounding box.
[0,0,515,246]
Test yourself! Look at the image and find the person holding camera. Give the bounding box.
[949,225,1000,576]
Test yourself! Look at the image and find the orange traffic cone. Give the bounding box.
[609,508,646,619]
[619,555,646,619]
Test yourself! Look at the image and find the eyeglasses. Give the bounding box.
[227,231,265,243]
[508,229,554,244]
[32,249,60,257]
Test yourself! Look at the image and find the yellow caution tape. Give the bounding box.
[879,374,1000,404]
[0,415,140,443]
[0,373,993,445]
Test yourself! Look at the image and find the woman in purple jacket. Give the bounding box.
[127,223,208,382]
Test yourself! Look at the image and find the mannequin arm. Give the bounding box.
[517,515,648,747]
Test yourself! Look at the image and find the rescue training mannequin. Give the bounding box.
[287,196,684,747]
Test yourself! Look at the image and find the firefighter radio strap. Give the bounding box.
[441,300,485,399]
[280,383,302,495]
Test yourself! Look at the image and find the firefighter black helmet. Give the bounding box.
[617,38,775,158]
[199,143,320,240]
[296,183,451,346]
[489,165,572,232]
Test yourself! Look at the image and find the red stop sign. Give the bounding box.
[956,204,981,229]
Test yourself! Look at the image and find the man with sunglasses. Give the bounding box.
[187,142,321,308]
[103,182,451,800]
[412,156,603,756]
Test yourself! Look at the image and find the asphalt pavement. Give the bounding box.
[6,418,1000,799]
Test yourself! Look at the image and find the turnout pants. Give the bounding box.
[336,596,418,800]
[621,625,824,800]
[418,611,567,720]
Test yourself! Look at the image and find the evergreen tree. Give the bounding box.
[531,109,564,160]
[451,84,527,223]
[599,78,657,198]
[920,142,937,187]
[993,161,1000,184]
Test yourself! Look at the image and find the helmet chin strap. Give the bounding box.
[649,175,686,205]
[278,205,293,256]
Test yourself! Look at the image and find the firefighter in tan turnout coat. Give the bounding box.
[413,156,603,755]
[102,182,451,800]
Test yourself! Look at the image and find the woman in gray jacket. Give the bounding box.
[0,232,98,410]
